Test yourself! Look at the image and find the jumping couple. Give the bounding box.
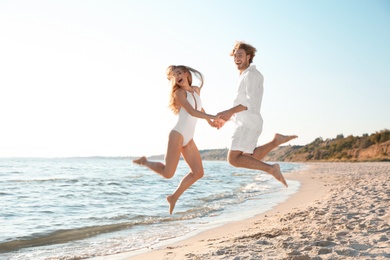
[133,41,297,214]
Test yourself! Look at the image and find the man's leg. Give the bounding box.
[252,133,298,161]
[228,150,288,187]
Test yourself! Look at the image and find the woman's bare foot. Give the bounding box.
[269,164,288,188]
[166,195,177,215]
[133,156,147,165]
[274,133,298,146]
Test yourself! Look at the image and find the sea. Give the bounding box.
[0,157,304,259]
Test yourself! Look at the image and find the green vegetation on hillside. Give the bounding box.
[294,129,390,161]
[197,129,390,162]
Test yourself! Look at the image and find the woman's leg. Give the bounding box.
[167,139,204,214]
[133,131,183,179]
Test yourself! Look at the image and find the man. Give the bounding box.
[217,41,297,187]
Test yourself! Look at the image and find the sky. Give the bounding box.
[1,0,389,157]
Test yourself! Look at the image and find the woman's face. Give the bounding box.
[173,68,188,87]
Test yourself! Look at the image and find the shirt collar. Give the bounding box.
[241,64,256,74]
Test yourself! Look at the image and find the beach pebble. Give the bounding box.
[313,240,336,247]
[335,247,359,256]
[348,243,370,251]
[289,255,310,260]
[336,231,348,236]
[255,239,269,245]
[317,247,332,255]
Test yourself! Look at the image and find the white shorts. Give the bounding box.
[230,126,262,154]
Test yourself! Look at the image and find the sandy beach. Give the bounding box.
[122,162,390,260]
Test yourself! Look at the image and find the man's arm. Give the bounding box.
[218,104,247,121]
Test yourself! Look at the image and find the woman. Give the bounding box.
[133,65,219,214]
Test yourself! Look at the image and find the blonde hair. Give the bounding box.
[166,65,204,115]
[230,41,257,64]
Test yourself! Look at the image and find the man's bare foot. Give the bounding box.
[274,133,298,146]
[166,195,177,215]
[133,156,147,165]
[269,164,288,188]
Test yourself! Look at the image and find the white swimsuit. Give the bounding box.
[172,91,202,146]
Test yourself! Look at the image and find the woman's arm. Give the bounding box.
[201,108,215,126]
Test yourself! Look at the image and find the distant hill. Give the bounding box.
[148,148,228,161]
[199,148,228,161]
[147,129,390,162]
[267,129,390,162]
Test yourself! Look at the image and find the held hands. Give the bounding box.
[213,110,234,129]
[215,118,226,129]
[211,117,226,129]
[208,116,225,129]
[208,109,234,129]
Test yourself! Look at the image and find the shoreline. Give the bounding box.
[105,162,390,259]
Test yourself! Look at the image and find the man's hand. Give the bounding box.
[217,110,234,122]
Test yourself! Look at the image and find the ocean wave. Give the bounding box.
[201,192,234,202]
[0,222,137,253]
[0,210,211,254]
[1,178,79,184]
